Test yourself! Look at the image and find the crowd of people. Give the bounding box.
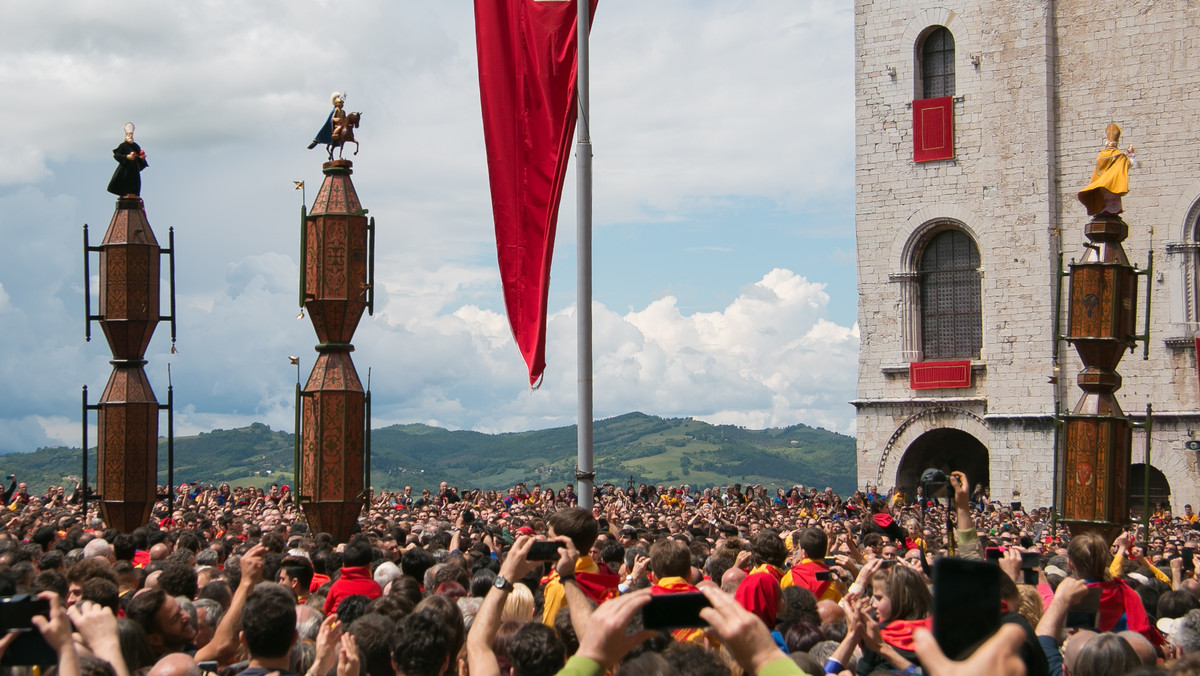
[3,471,1200,676]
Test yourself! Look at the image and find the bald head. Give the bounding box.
[1117,630,1156,666]
[149,543,172,562]
[817,599,844,625]
[1062,630,1098,674]
[721,566,747,594]
[1183,578,1200,601]
[83,538,113,560]
[147,653,200,676]
[144,569,163,591]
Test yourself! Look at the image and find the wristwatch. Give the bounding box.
[493,575,514,592]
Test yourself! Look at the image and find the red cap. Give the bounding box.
[516,526,536,535]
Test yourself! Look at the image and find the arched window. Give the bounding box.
[918,229,981,360]
[919,27,955,99]
[1165,196,1200,330]
[1129,464,1171,516]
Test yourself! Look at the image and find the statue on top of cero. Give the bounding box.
[306,91,363,161]
[107,122,148,197]
[1078,123,1137,216]
[1059,121,1142,540]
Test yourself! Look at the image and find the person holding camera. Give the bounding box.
[0,473,14,505]
[782,527,843,602]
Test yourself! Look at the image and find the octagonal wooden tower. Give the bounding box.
[297,159,375,541]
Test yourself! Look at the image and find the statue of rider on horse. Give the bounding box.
[307,91,362,160]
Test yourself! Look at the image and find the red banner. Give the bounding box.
[913,97,954,162]
[474,0,597,387]
[910,360,971,389]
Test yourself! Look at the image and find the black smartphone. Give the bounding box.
[815,571,834,582]
[0,595,55,666]
[879,559,898,569]
[1183,547,1195,573]
[1019,552,1040,584]
[1065,587,1101,629]
[641,591,711,630]
[0,595,49,631]
[985,547,1004,562]
[528,541,561,561]
[824,557,837,566]
[933,558,1001,660]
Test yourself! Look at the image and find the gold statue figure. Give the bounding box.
[1078,123,1137,216]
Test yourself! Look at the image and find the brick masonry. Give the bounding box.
[854,0,1200,510]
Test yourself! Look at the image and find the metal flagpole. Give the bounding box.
[576,0,595,511]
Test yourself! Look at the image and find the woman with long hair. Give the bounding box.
[857,563,931,675]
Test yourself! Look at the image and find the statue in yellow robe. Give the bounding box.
[1078,123,1137,216]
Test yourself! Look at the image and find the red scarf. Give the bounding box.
[576,569,621,603]
[789,560,832,598]
[1091,579,1163,646]
[542,566,620,605]
[652,576,698,594]
[880,617,932,652]
[734,564,785,626]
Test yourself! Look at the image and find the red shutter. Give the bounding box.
[913,96,954,162]
[910,360,971,389]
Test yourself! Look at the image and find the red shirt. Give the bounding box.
[323,566,382,614]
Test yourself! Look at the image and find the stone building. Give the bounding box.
[853,1,1200,511]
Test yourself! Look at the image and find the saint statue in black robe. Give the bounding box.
[107,122,148,196]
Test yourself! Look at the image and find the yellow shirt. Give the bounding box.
[541,555,600,625]
[1109,550,1171,585]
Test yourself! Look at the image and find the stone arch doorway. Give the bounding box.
[1129,464,1171,516]
[895,428,989,497]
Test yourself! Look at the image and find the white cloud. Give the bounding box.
[0,146,51,186]
[0,2,858,453]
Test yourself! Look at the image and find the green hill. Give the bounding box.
[0,413,857,495]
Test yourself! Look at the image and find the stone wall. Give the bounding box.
[854,0,1200,510]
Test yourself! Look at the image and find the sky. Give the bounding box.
[0,0,858,454]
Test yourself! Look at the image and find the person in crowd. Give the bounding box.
[11,471,1200,676]
[126,589,197,658]
[782,527,843,602]
[647,537,706,643]
[324,537,382,614]
[540,507,618,625]
[734,530,789,626]
[278,555,315,604]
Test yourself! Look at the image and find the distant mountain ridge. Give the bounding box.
[0,412,857,495]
